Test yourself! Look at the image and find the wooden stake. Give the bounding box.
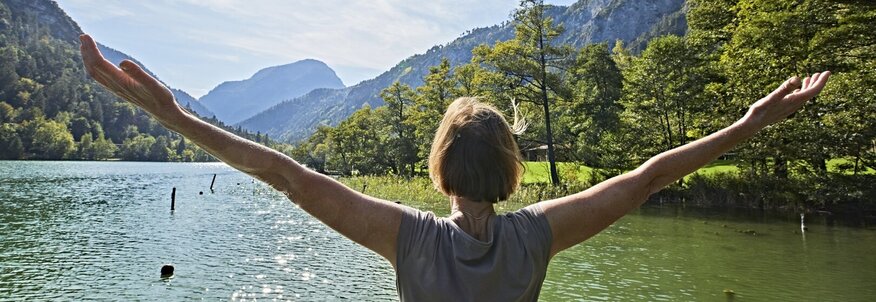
[210,174,217,193]
[171,187,176,211]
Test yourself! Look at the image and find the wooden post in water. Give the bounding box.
[210,174,217,193]
[171,187,176,211]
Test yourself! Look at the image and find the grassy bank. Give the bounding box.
[339,176,588,215]
[340,160,875,216]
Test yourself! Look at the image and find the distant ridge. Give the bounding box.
[199,59,345,124]
[240,0,687,142]
[95,43,215,117]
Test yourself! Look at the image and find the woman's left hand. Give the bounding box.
[79,34,182,124]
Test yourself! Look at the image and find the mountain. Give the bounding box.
[1,0,210,117]
[199,59,345,124]
[1,0,81,43]
[239,0,687,143]
[94,43,215,117]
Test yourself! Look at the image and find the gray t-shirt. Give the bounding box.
[395,204,553,301]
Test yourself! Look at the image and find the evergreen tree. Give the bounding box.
[473,0,573,185]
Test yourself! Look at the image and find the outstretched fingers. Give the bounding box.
[120,59,169,96]
[793,71,831,101]
[769,76,801,99]
[79,35,127,85]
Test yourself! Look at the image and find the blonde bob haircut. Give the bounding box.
[428,97,524,203]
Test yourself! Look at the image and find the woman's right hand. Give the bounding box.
[743,71,831,129]
[79,34,182,124]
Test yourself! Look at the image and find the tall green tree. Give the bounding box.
[558,43,624,169]
[412,58,455,163]
[292,126,331,173]
[0,102,14,123]
[90,134,117,160]
[327,106,392,175]
[622,36,710,159]
[380,81,418,176]
[473,0,573,185]
[721,0,841,176]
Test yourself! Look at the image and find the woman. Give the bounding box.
[78,34,830,301]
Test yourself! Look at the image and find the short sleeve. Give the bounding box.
[509,204,553,262]
[396,207,439,265]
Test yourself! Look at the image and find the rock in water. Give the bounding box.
[161,264,175,276]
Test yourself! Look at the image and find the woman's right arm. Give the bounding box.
[79,34,406,266]
[540,72,831,257]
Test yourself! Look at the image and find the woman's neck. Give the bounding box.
[449,196,496,241]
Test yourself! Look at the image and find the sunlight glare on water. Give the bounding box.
[1,161,874,301]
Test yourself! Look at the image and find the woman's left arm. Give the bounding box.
[540,72,832,257]
[79,34,406,266]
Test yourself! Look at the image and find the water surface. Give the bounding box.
[1,161,874,301]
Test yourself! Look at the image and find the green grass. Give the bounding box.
[523,160,743,184]
[521,161,595,184]
[685,160,741,181]
[827,158,876,175]
[338,175,580,214]
[339,159,871,213]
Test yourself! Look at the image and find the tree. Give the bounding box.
[558,43,624,169]
[292,126,331,173]
[31,118,75,159]
[176,137,187,156]
[0,101,14,123]
[412,58,455,164]
[90,134,117,160]
[819,70,876,174]
[69,116,91,141]
[120,134,155,161]
[76,133,92,159]
[622,36,710,159]
[380,81,418,176]
[0,123,23,159]
[148,135,172,161]
[721,0,841,176]
[0,46,20,104]
[326,106,392,175]
[473,0,573,185]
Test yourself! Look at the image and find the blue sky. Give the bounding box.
[56,0,577,98]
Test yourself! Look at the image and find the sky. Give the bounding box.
[56,0,578,98]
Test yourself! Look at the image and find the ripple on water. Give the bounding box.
[3,162,876,301]
[0,161,399,301]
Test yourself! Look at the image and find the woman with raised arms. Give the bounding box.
[79,34,830,301]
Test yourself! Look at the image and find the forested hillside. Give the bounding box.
[0,0,289,161]
[292,0,875,209]
[240,0,687,142]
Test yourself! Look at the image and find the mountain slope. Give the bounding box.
[240,0,687,143]
[199,59,345,124]
[3,0,209,117]
[95,43,215,117]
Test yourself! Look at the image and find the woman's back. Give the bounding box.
[395,205,552,302]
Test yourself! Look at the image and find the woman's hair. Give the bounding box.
[428,97,524,203]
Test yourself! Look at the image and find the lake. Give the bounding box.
[1,161,874,301]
